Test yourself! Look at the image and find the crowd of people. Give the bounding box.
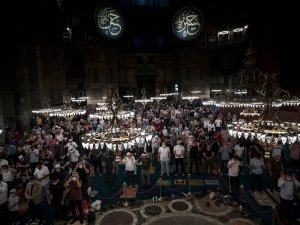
[0,101,300,225]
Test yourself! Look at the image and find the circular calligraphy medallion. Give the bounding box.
[94,5,125,39]
[172,6,204,40]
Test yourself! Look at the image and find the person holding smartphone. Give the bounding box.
[278,171,300,223]
[64,171,83,224]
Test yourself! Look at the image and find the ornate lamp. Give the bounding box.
[82,89,151,151]
[207,44,300,158]
[89,110,134,121]
[49,90,86,121]
[150,89,166,104]
[96,102,108,111]
[227,73,300,155]
[31,92,61,117]
[134,87,153,107]
[159,87,179,97]
[123,90,134,101]
[182,96,199,103]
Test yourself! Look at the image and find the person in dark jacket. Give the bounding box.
[189,140,199,175]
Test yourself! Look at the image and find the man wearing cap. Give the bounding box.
[66,138,78,152]
[16,155,29,171]
[52,164,66,183]
[123,152,136,187]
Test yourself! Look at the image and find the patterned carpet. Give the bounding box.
[250,191,277,207]
[120,185,139,198]
[265,189,281,204]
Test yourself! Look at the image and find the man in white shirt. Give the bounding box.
[29,146,40,171]
[55,130,64,142]
[227,155,243,193]
[34,161,50,197]
[173,140,185,176]
[278,171,300,222]
[158,142,171,176]
[65,139,78,152]
[123,152,136,187]
[233,142,244,160]
[151,135,161,157]
[162,126,168,138]
[214,118,222,131]
[68,148,80,169]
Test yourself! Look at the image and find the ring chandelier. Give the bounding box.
[82,89,152,151]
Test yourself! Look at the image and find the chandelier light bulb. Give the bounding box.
[281,136,287,145]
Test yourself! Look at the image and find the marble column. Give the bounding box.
[14,47,32,132]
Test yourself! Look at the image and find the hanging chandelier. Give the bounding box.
[89,110,134,120]
[82,89,152,151]
[71,97,88,103]
[49,108,86,119]
[182,96,199,102]
[96,102,108,111]
[94,102,134,120]
[205,44,300,147]
[159,87,179,97]
[150,89,166,104]
[31,93,61,116]
[49,90,86,120]
[134,87,153,107]
[240,108,261,117]
[227,73,300,145]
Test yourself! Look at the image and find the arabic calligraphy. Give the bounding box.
[173,7,203,40]
[95,6,124,39]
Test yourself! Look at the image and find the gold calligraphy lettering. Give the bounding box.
[174,9,201,39]
[97,7,123,37]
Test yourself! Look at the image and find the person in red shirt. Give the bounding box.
[13,130,21,143]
